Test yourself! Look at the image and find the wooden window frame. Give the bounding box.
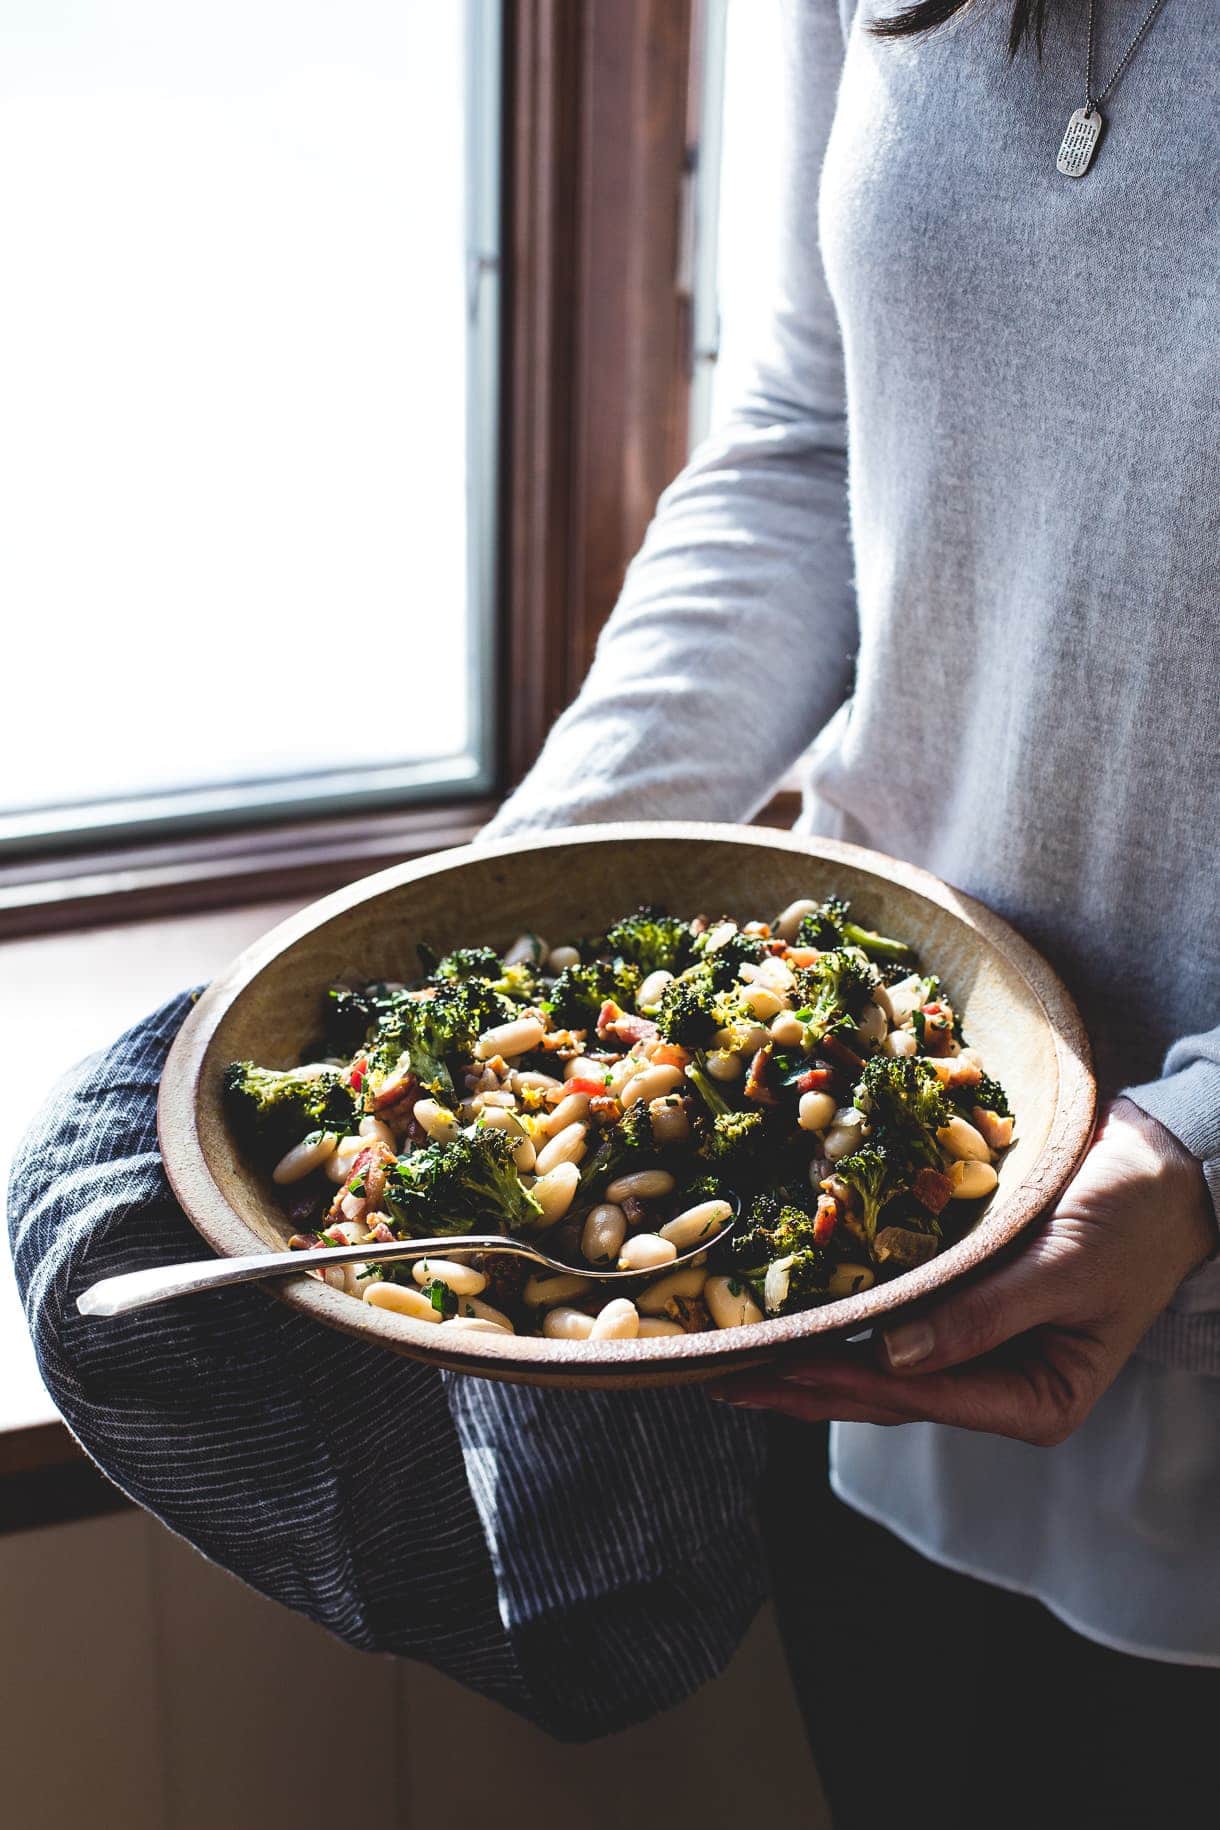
[0,0,704,944]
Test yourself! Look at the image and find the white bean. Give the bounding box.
[824,1123,865,1162]
[542,1306,596,1340]
[637,1267,708,1314]
[272,1131,339,1185]
[881,1028,918,1059]
[775,898,821,944]
[618,1234,678,1272]
[828,1263,875,1299]
[590,1297,640,1340]
[857,1000,888,1043]
[358,1115,397,1147]
[606,1055,644,1095]
[704,1049,744,1082]
[637,1317,685,1338]
[503,933,546,967]
[798,1091,837,1133]
[757,956,796,993]
[339,1191,366,1222]
[705,1275,764,1330]
[534,1121,588,1175]
[411,1258,487,1296]
[475,1016,546,1061]
[606,1168,676,1203]
[565,1056,607,1083]
[532,1161,581,1226]
[582,1202,628,1263]
[454,1296,516,1333]
[659,1199,733,1250]
[622,1063,683,1107]
[885,975,924,1024]
[414,1098,460,1142]
[363,1282,444,1323]
[546,944,581,973]
[937,1115,991,1162]
[523,1271,589,1307]
[514,1069,564,1093]
[509,1134,537,1173]
[543,1092,591,1136]
[648,1096,691,1144]
[769,1011,805,1048]
[445,1316,513,1336]
[742,983,784,1021]
[324,1136,367,1183]
[636,969,674,1010]
[948,1159,1000,1199]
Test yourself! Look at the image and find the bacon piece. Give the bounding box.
[589,1095,623,1126]
[796,1065,836,1094]
[743,1047,779,1105]
[596,1001,658,1047]
[912,1166,954,1215]
[821,1032,865,1074]
[812,1195,839,1245]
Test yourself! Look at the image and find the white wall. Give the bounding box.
[1,1509,827,1829]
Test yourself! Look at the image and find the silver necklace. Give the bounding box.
[1056,0,1172,178]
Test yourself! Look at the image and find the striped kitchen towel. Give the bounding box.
[7,993,768,1740]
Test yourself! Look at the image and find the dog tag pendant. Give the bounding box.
[1057,107,1103,177]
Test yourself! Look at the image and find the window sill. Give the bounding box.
[0,798,499,942]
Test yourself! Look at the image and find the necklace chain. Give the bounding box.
[1085,0,1172,113]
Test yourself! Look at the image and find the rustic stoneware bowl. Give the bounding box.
[158,823,1096,1388]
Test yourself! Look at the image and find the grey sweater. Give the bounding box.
[486,0,1220,1370]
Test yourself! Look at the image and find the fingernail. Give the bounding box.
[883,1320,935,1369]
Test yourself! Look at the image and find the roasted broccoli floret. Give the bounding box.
[794,896,915,965]
[223,1061,359,1161]
[321,986,378,1056]
[381,1127,544,1237]
[417,943,502,985]
[854,1055,951,1171]
[968,1071,1011,1116]
[367,978,509,1104]
[547,958,642,1029]
[578,1099,656,1196]
[654,959,735,1047]
[727,1190,832,1314]
[603,907,694,979]
[833,1141,908,1245]
[792,948,879,1041]
[691,919,769,975]
[686,1054,768,1173]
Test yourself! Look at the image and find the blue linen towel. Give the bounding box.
[7,992,768,1740]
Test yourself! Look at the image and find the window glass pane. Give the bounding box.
[691,0,786,443]
[0,0,498,849]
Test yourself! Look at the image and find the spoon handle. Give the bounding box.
[75,1235,535,1318]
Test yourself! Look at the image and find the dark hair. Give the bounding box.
[872,1,1052,54]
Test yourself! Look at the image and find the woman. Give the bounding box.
[11,4,1217,1823]
[481,0,1220,1820]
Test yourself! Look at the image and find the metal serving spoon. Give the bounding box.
[75,1224,736,1320]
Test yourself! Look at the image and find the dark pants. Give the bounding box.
[762,1418,1216,1830]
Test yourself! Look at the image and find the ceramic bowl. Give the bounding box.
[158,823,1096,1388]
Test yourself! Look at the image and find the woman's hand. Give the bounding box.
[709,1100,1217,1445]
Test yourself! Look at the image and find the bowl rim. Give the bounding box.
[157,821,1097,1380]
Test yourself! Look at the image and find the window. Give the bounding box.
[0,0,501,853]
[689,0,786,446]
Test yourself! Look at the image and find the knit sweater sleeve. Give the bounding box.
[1125,1027,1220,1325]
[485,3,855,840]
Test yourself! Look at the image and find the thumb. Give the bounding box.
[880,1246,1061,1375]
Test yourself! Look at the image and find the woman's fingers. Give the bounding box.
[875,1238,1067,1376]
[721,1334,1102,1445]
